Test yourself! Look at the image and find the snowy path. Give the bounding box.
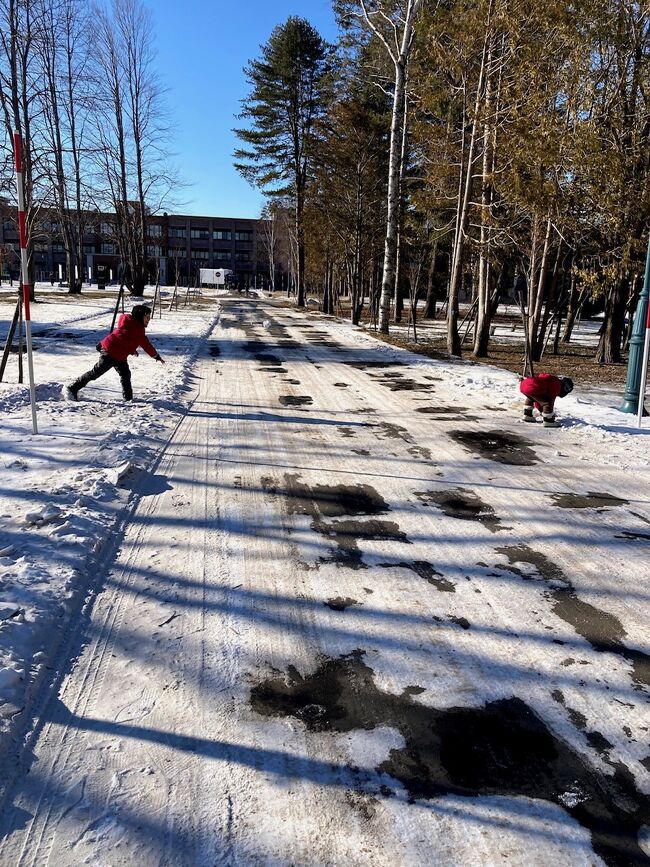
[0,297,648,866]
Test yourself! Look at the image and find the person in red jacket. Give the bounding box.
[66,305,164,402]
[519,373,573,427]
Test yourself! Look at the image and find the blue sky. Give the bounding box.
[150,0,338,219]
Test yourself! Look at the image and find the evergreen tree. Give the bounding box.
[234,17,331,307]
[309,83,389,324]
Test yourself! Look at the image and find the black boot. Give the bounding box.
[543,413,561,428]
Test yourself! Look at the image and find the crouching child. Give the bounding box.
[67,304,164,403]
[519,373,573,428]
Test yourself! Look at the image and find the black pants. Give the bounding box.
[71,351,133,401]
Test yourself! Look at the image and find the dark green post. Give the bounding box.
[620,235,650,414]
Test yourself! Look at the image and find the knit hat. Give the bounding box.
[131,304,152,322]
[559,376,574,396]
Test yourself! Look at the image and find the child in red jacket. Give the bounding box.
[519,373,573,427]
[67,305,164,402]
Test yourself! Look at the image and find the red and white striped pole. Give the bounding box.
[637,295,650,429]
[13,130,38,434]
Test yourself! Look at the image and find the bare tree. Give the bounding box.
[259,202,277,292]
[347,0,426,334]
[92,0,176,295]
[37,0,93,292]
[0,0,42,300]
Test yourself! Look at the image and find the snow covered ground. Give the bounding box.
[0,291,648,865]
[0,289,218,738]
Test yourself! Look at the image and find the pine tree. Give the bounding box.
[309,83,389,324]
[234,17,331,308]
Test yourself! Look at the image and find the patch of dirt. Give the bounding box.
[496,544,650,688]
[250,650,650,866]
[550,492,629,510]
[415,488,504,533]
[377,560,455,593]
[324,597,360,612]
[449,430,538,466]
[279,395,313,407]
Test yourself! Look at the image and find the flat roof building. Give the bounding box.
[0,207,276,288]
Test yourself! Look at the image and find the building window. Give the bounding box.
[214,251,231,262]
[52,243,65,253]
[147,245,162,257]
[100,222,115,236]
[190,228,210,240]
[191,249,210,260]
[83,245,96,254]
[213,230,231,241]
[235,251,250,262]
[101,243,116,254]
[168,227,186,238]
[34,242,48,252]
[234,231,252,242]
[148,224,162,237]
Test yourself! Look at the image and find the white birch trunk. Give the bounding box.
[360,0,423,334]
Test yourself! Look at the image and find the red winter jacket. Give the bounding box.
[520,373,562,411]
[100,313,158,363]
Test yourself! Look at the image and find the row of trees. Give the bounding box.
[0,0,174,296]
[235,2,650,363]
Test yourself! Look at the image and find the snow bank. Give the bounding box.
[0,293,218,754]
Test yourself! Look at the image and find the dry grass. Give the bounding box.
[370,331,627,387]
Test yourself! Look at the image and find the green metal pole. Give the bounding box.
[620,235,650,414]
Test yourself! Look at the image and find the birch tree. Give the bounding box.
[339,0,426,333]
[259,202,277,292]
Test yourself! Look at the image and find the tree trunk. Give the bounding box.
[378,58,406,333]
[536,240,563,359]
[394,248,404,322]
[393,82,409,325]
[473,29,501,358]
[473,50,494,357]
[529,216,552,360]
[596,278,626,364]
[2,0,36,300]
[561,270,581,343]
[423,239,439,318]
[295,183,305,307]
[448,7,492,356]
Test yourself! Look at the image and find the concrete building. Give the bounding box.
[0,205,273,288]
